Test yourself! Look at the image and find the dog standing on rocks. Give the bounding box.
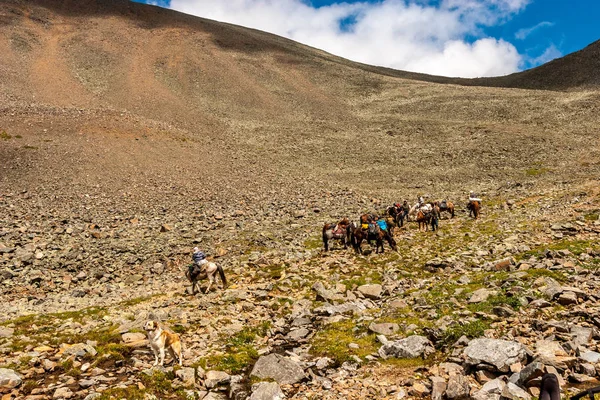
[143,320,183,367]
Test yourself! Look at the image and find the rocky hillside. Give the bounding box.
[2,0,600,399]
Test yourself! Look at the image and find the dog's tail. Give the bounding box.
[217,264,227,288]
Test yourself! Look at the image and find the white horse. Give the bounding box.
[185,260,227,294]
[407,203,432,221]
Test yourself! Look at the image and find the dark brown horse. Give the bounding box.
[467,200,480,219]
[350,219,397,254]
[438,200,455,218]
[322,218,351,251]
[416,210,430,232]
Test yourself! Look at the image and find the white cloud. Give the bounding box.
[528,43,562,66]
[515,21,554,40]
[167,0,529,78]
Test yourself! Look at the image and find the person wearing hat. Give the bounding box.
[191,247,208,275]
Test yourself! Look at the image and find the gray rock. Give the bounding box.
[311,281,339,302]
[468,289,498,303]
[534,340,576,369]
[464,339,527,372]
[378,335,434,359]
[250,381,285,400]
[204,370,230,389]
[471,378,505,400]
[0,327,14,338]
[430,376,447,400]
[151,262,165,275]
[251,354,306,384]
[571,326,593,346]
[528,299,551,308]
[516,360,544,385]
[175,367,196,387]
[557,291,578,305]
[446,373,469,400]
[369,322,399,335]
[580,351,600,364]
[286,328,310,340]
[0,368,22,389]
[503,382,532,400]
[357,284,382,300]
[53,387,74,399]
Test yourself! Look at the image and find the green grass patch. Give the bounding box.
[440,319,489,347]
[468,293,521,313]
[304,235,323,250]
[524,268,567,283]
[526,167,550,176]
[309,319,378,366]
[119,296,159,307]
[95,370,187,400]
[197,322,271,374]
[0,131,11,140]
[518,239,596,260]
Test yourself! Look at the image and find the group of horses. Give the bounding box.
[322,198,481,254]
[322,215,397,255]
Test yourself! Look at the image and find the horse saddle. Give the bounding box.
[333,225,346,235]
[440,200,447,209]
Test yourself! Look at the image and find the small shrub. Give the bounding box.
[441,320,489,347]
[0,131,11,140]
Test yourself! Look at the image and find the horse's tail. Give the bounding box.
[217,265,227,287]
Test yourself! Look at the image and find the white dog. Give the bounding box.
[143,320,183,367]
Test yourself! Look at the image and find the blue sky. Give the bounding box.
[137,0,599,77]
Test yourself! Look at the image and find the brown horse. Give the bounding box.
[438,200,455,218]
[467,200,480,219]
[350,220,397,254]
[322,218,351,251]
[416,210,430,232]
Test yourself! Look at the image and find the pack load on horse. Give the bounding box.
[322,218,351,251]
[186,248,227,294]
[467,191,482,219]
[437,200,455,218]
[350,214,397,254]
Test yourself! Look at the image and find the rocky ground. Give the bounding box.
[2,180,600,400]
[2,2,600,399]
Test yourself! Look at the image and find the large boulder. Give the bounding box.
[250,354,306,384]
[464,339,527,372]
[0,368,22,390]
[378,335,434,359]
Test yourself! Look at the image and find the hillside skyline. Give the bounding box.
[137,0,600,78]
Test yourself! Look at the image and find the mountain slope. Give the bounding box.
[1,0,599,215]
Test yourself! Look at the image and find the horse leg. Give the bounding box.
[205,274,214,294]
[323,234,329,252]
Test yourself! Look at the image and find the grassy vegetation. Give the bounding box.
[196,322,271,374]
[309,319,378,366]
[526,167,550,176]
[518,239,596,260]
[440,320,489,347]
[0,130,11,140]
[96,370,187,400]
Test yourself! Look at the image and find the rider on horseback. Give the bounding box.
[191,247,208,276]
